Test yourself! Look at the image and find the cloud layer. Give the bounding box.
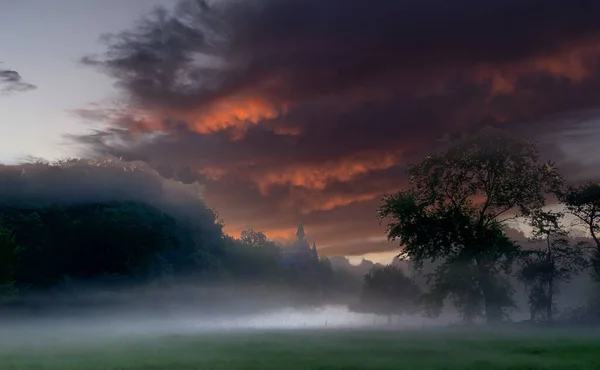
[73,0,600,256]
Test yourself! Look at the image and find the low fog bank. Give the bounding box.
[0,282,456,326]
[0,301,456,351]
[1,283,332,319]
[1,304,451,334]
[0,302,595,353]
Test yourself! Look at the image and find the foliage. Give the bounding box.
[352,265,421,320]
[0,202,188,288]
[0,224,21,285]
[422,260,483,322]
[0,158,235,292]
[221,230,283,282]
[0,224,22,300]
[240,229,270,248]
[378,128,561,323]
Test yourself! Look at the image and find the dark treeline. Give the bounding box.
[2,129,600,327]
[0,159,358,317]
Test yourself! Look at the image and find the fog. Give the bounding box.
[1,304,448,337]
[0,286,457,353]
[0,291,584,355]
[0,158,212,222]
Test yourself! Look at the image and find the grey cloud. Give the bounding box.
[0,66,36,94]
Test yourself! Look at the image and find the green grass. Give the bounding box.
[1,329,600,369]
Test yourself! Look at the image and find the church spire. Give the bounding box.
[296,220,305,240]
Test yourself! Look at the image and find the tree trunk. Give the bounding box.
[547,276,553,323]
[476,261,502,325]
[546,236,553,324]
[481,283,503,324]
[588,225,600,279]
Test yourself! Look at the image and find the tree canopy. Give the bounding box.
[379,128,562,323]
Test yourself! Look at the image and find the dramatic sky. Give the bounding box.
[3,0,600,263]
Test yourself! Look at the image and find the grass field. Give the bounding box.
[1,328,600,369]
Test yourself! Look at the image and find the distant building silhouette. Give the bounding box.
[281,221,319,268]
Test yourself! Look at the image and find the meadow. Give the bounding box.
[1,328,599,370]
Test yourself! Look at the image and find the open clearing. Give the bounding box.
[1,328,600,369]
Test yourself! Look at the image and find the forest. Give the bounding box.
[0,128,599,326]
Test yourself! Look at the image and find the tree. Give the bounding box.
[0,223,22,300]
[240,229,270,248]
[518,210,587,323]
[221,230,282,281]
[378,128,561,324]
[352,265,421,324]
[560,182,600,279]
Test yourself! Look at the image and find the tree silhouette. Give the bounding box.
[518,210,587,323]
[379,128,561,324]
[352,265,421,324]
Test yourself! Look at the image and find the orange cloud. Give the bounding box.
[117,93,288,138]
[473,39,600,97]
[297,192,383,213]
[532,42,598,82]
[183,94,287,135]
[255,152,401,193]
[278,187,400,214]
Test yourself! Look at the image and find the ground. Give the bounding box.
[1,328,600,369]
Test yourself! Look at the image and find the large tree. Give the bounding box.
[378,128,561,324]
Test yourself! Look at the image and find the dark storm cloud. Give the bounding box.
[0,67,36,94]
[82,0,600,106]
[73,0,600,255]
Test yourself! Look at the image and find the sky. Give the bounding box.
[2,0,600,264]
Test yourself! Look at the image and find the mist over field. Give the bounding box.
[0,302,451,351]
[0,285,460,360]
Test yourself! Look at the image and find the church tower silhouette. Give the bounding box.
[296,220,305,240]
